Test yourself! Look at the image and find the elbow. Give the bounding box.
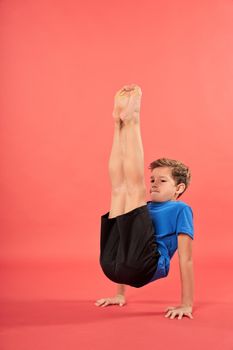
[179,256,193,264]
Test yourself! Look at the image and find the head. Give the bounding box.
[148,157,191,202]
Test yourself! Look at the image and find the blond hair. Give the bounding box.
[148,157,191,199]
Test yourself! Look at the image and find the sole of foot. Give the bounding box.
[113,84,142,124]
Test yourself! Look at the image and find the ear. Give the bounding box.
[176,183,186,195]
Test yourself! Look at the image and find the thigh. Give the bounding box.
[99,212,123,284]
[116,205,160,271]
[124,187,147,214]
[99,212,119,263]
[111,205,160,287]
[109,188,127,218]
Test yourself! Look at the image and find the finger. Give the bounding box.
[165,311,172,318]
[185,312,193,319]
[95,298,104,303]
[100,300,110,307]
[95,302,102,306]
[170,312,177,319]
[101,301,109,307]
[178,313,183,320]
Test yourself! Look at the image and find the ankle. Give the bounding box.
[114,120,123,128]
[122,118,140,127]
[121,112,140,125]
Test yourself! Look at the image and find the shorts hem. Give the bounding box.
[101,204,148,221]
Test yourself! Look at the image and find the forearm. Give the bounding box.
[179,259,194,307]
[116,284,126,296]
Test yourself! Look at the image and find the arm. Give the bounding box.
[178,234,194,307]
[165,233,194,319]
[117,283,126,296]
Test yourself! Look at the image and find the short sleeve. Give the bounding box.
[176,206,194,240]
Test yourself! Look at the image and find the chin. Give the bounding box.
[150,194,163,202]
[150,193,168,202]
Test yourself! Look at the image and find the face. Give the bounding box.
[149,167,185,202]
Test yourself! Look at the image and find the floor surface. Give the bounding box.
[0,256,232,350]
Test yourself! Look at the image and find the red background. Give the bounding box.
[1,0,233,349]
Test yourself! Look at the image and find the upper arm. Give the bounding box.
[176,205,194,261]
[177,233,193,260]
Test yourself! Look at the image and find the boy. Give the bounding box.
[95,84,194,320]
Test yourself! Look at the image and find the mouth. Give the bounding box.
[150,190,159,193]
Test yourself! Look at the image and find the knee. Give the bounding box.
[126,184,147,198]
[111,183,127,195]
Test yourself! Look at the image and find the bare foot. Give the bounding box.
[112,84,142,123]
[112,85,129,123]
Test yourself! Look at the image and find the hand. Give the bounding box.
[112,84,142,123]
[94,294,126,307]
[164,305,193,320]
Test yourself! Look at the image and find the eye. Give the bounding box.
[150,179,167,182]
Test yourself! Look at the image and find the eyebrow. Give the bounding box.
[150,176,169,179]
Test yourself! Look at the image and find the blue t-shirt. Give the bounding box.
[146,199,194,283]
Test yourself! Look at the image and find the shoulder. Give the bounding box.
[174,201,193,216]
[175,201,194,239]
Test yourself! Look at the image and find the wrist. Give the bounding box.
[181,302,193,308]
[117,284,125,295]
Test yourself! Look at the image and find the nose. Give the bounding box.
[151,184,159,191]
[151,178,160,189]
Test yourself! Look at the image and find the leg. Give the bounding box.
[121,119,147,213]
[100,85,158,288]
[114,121,158,287]
[108,120,127,218]
[100,121,126,282]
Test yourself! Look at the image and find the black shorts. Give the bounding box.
[99,204,161,288]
